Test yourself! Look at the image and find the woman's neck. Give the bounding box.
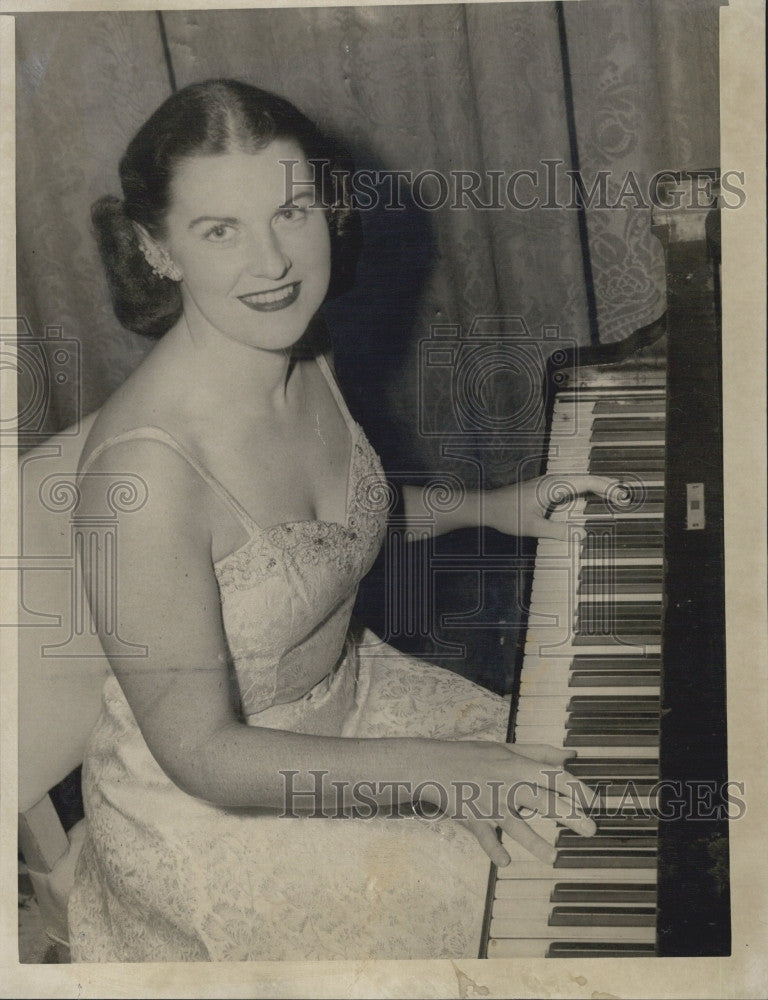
[164,311,300,417]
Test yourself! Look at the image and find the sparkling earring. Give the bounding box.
[140,239,182,282]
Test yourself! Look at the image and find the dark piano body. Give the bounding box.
[480,173,730,957]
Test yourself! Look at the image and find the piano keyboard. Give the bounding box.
[483,373,667,959]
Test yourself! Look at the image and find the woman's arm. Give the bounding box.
[78,439,595,865]
[401,475,622,541]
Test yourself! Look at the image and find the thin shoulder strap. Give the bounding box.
[78,425,260,533]
[314,353,357,433]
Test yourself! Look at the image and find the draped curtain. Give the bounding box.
[16,1,721,475]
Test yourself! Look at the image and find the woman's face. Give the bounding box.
[161,139,331,352]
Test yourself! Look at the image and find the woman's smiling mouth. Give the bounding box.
[237,281,301,312]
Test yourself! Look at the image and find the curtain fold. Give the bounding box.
[15,12,172,447]
[15,2,721,470]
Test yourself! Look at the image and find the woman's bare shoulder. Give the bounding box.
[78,343,199,474]
[77,372,213,529]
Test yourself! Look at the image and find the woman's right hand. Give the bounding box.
[417,740,597,867]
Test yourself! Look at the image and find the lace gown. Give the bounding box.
[68,356,509,962]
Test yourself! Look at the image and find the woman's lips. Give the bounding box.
[237,281,301,312]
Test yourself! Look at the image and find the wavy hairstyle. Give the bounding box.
[92,79,361,339]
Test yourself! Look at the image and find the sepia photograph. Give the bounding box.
[2,0,765,996]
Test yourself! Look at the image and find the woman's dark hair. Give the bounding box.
[92,79,361,339]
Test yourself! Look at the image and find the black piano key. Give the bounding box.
[584,519,664,536]
[592,417,666,432]
[591,430,664,443]
[557,830,658,848]
[592,812,660,828]
[584,486,665,514]
[565,733,660,747]
[579,578,662,595]
[550,882,657,904]
[583,781,659,795]
[571,655,662,671]
[565,760,659,779]
[549,906,657,927]
[566,711,658,724]
[573,631,662,646]
[567,709,659,721]
[575,624,662,640]
[575,620,663,636]
[590,446,665,461]
[579,563,664,585]
[592,398,665,415]
[566,718,659,730]
[584,500,664,515]
[554,849,657,869]
[589,458,665,475]
[547,942,657,957]
[569,672,661,687]
[577,600,663,618]
[581,546,663,562]
[566,697,660,712]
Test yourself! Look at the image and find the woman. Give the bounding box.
[68,79,608,962]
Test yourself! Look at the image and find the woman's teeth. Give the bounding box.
[238,282,301,311]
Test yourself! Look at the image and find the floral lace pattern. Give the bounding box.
[68,415,509,962]
[214,426,389,717]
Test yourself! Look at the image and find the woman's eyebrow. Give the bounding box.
[188,215,239,230]
[280,187,316,206]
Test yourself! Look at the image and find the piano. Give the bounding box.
[480,174,731,958]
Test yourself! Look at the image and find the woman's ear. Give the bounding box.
[133,223,183,282]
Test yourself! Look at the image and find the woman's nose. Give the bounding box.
[244,228,291,281]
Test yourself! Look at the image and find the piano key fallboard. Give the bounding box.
[480,179,730,958]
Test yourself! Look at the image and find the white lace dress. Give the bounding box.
[67,357,508,962]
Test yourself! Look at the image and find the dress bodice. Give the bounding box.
[78,355,389,721]
[213,420,388,716]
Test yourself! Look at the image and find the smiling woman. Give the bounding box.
[155,144,331,352]
[67,78,608,962]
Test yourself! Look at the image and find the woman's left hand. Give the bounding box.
[481,474,623,541]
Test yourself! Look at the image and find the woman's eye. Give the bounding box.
[203,223,235,242]
[278,205,307,222]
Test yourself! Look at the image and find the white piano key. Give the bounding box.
[510,732,660,755]
[489,919,655,942]
[494,858,657,880]
[524,636,661,657]
[510,741,658,760]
